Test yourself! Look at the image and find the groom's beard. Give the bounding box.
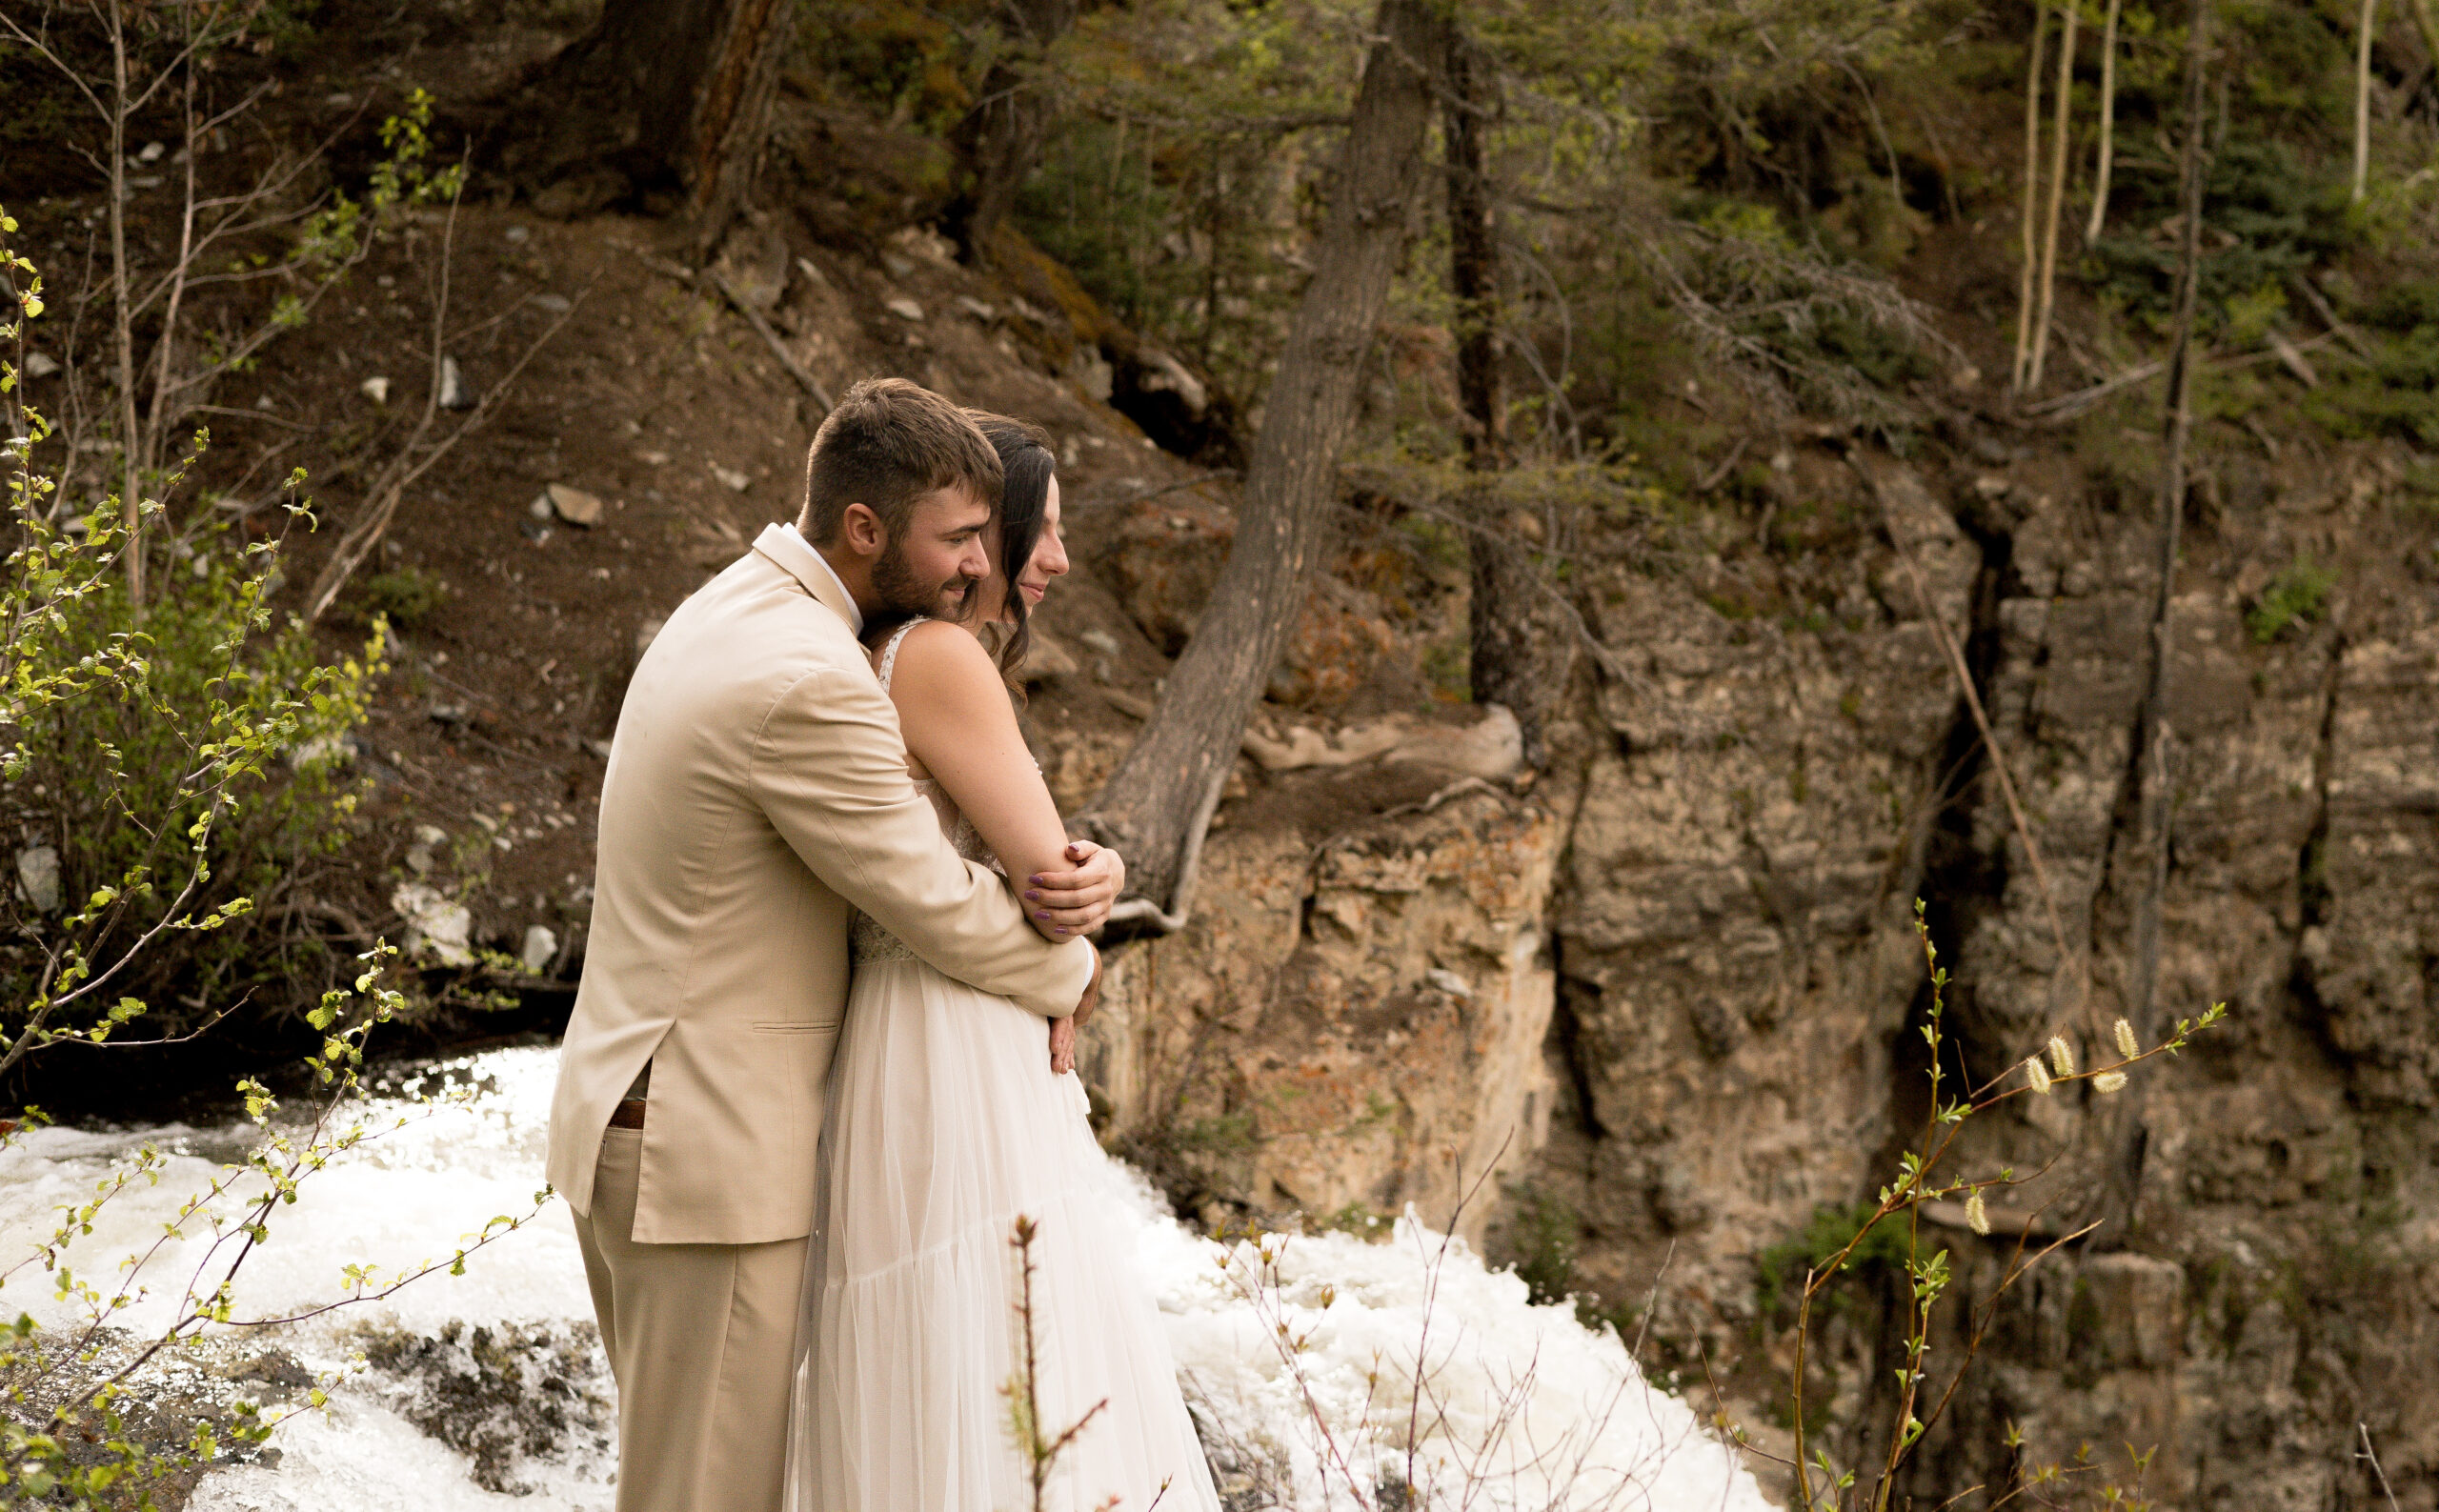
[870,538,976,623]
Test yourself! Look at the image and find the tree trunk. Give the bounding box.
[2354,0,2378,202]
[2011,2,2049,394]
[2026,0,2079,392]
[681,0,790,255]
[107,0,143,607]
[1079,0,1439,914]
[513,0,790,255]
[1442,20,1560,768]
[2093,0,2211,1249]
[945,0,1078,257]
[1445,29,1500,470]
[2086,0,2122,243]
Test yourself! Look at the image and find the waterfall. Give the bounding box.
[0,1047,1770,1510]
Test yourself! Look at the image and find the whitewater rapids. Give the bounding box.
[0,1046,1771,1511]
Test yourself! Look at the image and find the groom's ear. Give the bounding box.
[837,502,887,559]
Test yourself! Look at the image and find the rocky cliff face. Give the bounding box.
[1062,430,2439,1507]
[1078,761,1573,1245]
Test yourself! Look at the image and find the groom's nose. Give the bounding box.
[957,536,989,579]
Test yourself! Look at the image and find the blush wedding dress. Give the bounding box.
[785,622,1220,1512]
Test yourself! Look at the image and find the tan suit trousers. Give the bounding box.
[575,1127,808,1512]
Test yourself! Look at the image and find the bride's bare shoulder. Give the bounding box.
[885,618,1002,705]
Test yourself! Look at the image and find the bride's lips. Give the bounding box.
[1020,581,1046,605]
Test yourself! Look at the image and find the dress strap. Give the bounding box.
[874,620,922,693]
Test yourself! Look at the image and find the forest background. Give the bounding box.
[2,0,2437,1506]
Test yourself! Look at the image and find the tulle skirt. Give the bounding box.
[786,956,1220,1512]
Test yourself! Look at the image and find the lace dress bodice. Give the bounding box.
[849,624,998,965]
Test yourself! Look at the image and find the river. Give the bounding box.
[0,1046,1770,1511]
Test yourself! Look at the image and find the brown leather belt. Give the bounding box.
[608,1098,648,1130]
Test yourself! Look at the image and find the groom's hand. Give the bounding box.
[1049,1015,1077,1076]
[1071,941,1101,1028]
[1024,840,1126,936]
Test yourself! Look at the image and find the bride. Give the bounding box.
[787,413,1221,1512]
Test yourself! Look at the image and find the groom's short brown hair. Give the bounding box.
[799,377,1003,546]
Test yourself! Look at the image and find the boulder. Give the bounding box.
[391,882,474,967]
[546,484,603,527]
[15,846,59,915]
[520,925,559,975]
[1099,503,1232,655]
[1267,576,1399,709]
[1386,704,1523,780]
[1018,628,1080,684]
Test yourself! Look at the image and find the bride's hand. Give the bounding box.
[1049,1015,1077,1076]
[1024,840,1125,936]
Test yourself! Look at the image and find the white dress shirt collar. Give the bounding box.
[755,522,865,635]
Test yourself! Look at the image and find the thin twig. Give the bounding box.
[1073,470,1240,513]
[2358,1423,2403,1512]
[1693,437,1750,494]
[2290,273,2382,362]
[305,257,593,621]
[2019,357,2164,417]
[705,267,835,413]
[2021,333,2342,424]
[1629,1239,1674,1363]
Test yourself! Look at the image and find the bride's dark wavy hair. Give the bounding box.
[962,411,1056,681]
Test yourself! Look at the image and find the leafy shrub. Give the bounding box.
[0,215,549,1512]
[1013,117,1184,333]
[796,0,973,134]
[2087,138,2352,336]
[1753,1199,1915,1324]
[1502,1186,1582,1307]
[1,531,384,1036]
[2245,555,2335,643]
[1810,308,1933,390]
[0,217,384,1077]
[351,565,447,630]
[2302,278,2439,443]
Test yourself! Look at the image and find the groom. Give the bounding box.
[545,377,1115,1512]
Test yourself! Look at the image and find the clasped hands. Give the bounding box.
[1022,838,1125,1076]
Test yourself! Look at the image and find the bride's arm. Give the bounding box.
[887,619,1104,940]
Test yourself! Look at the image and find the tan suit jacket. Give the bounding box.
[545,525,1095,1244]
